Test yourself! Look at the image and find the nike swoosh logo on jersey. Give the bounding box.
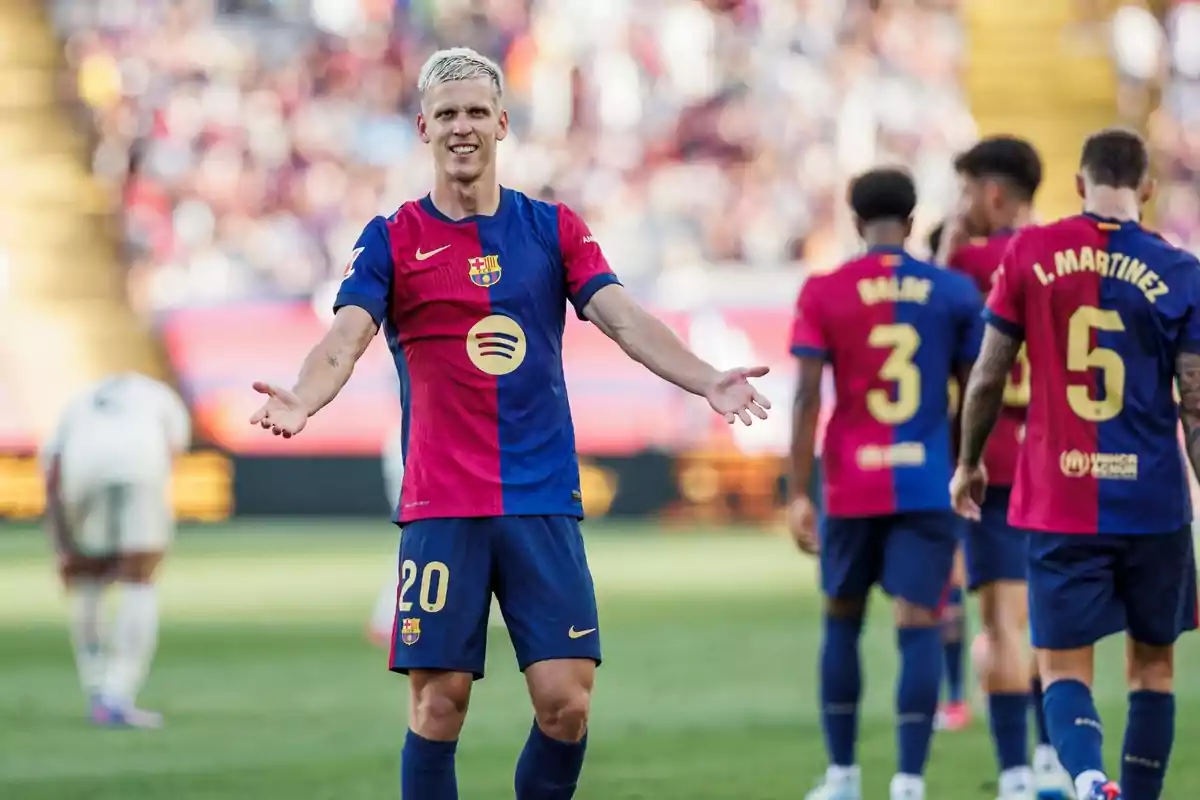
[415,245,451,261]
[568,626,596,639]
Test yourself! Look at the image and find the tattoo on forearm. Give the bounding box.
[325,353,340,369]
[1177,352,1200,480]
[960,329,1022,467]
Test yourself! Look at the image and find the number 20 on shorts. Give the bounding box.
[398,560,450,613]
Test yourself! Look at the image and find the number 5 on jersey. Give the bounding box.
[1067,306,1125,422]
[398,560,449,613]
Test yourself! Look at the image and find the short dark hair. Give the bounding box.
[953,136,1043,202]
[1079,128,1148,190]
[849,168,917,224]
[927,221,945,256]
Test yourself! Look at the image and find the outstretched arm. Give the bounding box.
[959,325,1022,467]
[291,306,378,416]
[582,284,721,396]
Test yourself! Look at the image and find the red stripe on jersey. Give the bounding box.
[388,203,503,520]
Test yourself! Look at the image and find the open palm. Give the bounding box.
[705,366,772,425]
[249,382,309,438]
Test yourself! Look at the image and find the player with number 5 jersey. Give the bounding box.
[789,168,984,800]
[955,129,1200,800]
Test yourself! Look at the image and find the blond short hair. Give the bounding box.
[417,47,504,100]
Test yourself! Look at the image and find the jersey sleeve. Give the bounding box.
[789,277,828,359]
[160,385,192,454]
[1178,254,1200,355]
[955,280,985,365]
[983,235,1026,339]
[557,204,621,319]
[332,216,394,326]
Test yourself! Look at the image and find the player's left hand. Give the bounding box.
[249,382,309,438]
[788,495,818,555]
[704,367,772,425]
[949,462,987,521]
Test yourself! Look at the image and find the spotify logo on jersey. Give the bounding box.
[467,315,527,375]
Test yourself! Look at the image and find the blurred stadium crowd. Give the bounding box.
[49,0,1200,316]
[53,0,976,314]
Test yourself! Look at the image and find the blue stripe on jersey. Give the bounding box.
[476,203,583,517]
[1094,225,1192,533]
[891,257,953,512]
[383,318,411,523]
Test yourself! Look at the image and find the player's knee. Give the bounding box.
[409,672,472,739]
[115,552,164,583]
[533,685,591,742]
[825,597,866,621]
[1126,639,1174,692]
[893,598,939,628]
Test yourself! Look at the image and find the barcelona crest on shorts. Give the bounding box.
[468,255,502,288]
[400,618,421,646]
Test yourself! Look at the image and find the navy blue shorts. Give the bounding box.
[820,511,959,610]
[389,515,601,680]
[964,487,1028,592]
[1027,527,1200,650]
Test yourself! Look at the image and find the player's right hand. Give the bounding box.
[249,382,309,438]
[949,463,987,521]
[788,495,818,555]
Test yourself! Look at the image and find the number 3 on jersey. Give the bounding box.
[1067,306,1126,422]
[867,323,920,424]
[398,560,449,613]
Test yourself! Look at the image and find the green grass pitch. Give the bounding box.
[2,519,1199,799]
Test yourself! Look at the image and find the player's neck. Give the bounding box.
[1083,187,1140,222]
[430,177,501,220]
[995,204,1033,233]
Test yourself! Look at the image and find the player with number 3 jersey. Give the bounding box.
[955,129,1200,800]
[789,168,984,800]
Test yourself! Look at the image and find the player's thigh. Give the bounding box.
[880,511,958,612]
[964,487,1027,595]
[69,483,124,559]
[1120,527,1196,647]
[392,518,494,679]
[492,516,601,672]
[819,516,885,601]
[1027,531,1122,650]
[115,482,174,555]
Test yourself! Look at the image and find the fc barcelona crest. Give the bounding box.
[468,255,502,288]
[400,618,421,646]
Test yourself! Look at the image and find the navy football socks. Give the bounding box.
[402,729,458,799]
[988,692,1031,771]
[1031,676,1052,746]
[820,615,864,766]
[1121,690,1174,800]
[1042,679,1105,780]
[941,586,966,703]
[514,722,587,799]
[896,626,941,776]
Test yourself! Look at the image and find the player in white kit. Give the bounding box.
[41,372,191,727]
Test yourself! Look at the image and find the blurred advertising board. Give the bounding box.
[158,300,812,457]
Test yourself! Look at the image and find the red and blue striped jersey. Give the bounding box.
[334,188,620,523]
[790,247,984,517]
[985,213,1200,534]
[949,231,1026,486]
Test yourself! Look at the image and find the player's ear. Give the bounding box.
[903,216,914,240]
[1075,172,1086,200]
[417,112,430,145]
[496,107,509,142]
[854,216,866,240]
[1138,177,1156,205]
